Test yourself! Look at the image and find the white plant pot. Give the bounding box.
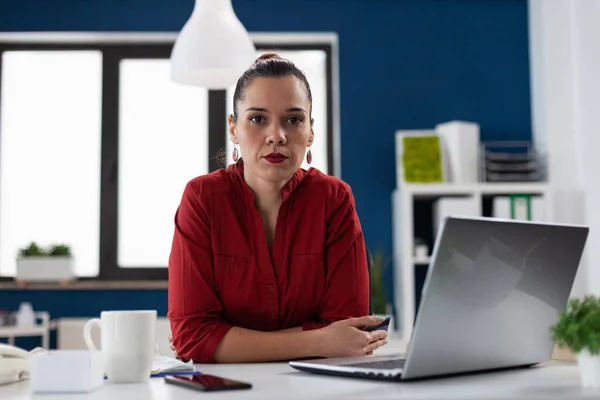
[15,256,75,282]
[578,349,600,388]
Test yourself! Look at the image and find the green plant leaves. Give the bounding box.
[18,242,46,257]
[48,244,71,256]
[370,249,391,315]
[18,242,72,258]
[551,295,600,355]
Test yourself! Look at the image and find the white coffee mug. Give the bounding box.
[83,310,157,383]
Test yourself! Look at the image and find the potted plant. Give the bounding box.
[551,295,600,388]
[15,242,76,284]
[370,248,394,335]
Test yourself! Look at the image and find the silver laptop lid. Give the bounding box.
[403,216,588,380]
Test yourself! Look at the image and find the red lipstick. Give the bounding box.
[264,153,288,164]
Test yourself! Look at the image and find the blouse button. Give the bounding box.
[203,356,209,362]
[269,285,275,291]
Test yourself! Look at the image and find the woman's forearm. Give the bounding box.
[213,326,322,363]
[280,326,303,333]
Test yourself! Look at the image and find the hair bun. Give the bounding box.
[255,53,282,62]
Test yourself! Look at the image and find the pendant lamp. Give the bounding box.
[170,0,256,88]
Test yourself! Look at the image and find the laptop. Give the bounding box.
[289,216,588,381]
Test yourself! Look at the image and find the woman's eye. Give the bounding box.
[250,116,265,123]
[287,116,302,124]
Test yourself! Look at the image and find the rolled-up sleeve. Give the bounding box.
[167,181,233,363]
[302,183,370,330]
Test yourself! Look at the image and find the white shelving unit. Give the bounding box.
[0,312,53,349]
[392,182,553,341]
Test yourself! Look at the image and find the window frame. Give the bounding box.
[0,33,340,281]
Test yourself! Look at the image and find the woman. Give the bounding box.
[168,53,387,364]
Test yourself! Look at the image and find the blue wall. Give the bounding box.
[0,289,168,348]
[0,0,532,337]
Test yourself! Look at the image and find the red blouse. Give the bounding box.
[167,160,369,363]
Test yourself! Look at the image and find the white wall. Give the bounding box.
[529,0,600,296]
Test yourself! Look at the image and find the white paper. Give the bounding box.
[151,345,195,375]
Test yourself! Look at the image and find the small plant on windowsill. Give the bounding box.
[15,242,76,286]
[551,295,600,388]
[47,244,72,257]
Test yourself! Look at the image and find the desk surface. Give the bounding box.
[1,341,598,399]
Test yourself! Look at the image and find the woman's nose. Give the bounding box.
[266,123,287,144]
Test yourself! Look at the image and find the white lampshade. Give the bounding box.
[170,0,256,89]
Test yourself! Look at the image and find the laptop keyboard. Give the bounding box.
[345,358,406,370]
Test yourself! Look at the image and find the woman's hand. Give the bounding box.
[168,333,178,358]
[315,316,388,358]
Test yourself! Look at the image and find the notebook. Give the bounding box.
[151,345,196,376]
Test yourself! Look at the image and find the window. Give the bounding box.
[117,59,208,269]
[0,35,337,280]
[0,50,102,277]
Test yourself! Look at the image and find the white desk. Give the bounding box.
[1,340,598,399]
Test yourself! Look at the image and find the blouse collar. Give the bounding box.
[228,158,306,203]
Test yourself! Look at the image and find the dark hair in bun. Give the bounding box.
[231,52,313,120]
[254,53,282,62]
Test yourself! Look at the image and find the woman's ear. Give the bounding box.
[228,114,239,144]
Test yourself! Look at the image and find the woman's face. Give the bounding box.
[229,76,314,184]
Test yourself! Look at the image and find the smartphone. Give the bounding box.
[364,316,391,332]
[164,374,252,392]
